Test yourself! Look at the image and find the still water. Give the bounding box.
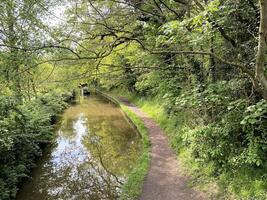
[16,94,141,200]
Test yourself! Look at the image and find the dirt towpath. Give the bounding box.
[119,97,207,200]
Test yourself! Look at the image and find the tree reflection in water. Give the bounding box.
[16,95,141,200]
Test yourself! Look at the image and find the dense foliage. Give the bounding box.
[1,0,267,199]
[0,91,71,199]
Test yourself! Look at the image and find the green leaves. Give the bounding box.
[0,91,71,200]
[241,100,267,125]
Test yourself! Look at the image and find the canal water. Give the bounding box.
[16,94,142,200]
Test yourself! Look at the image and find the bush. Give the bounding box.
[181,99,267,171]
[0,91,71,200]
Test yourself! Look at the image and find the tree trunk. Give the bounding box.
[255,0,267,99]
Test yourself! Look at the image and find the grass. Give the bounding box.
[119,105,150,200]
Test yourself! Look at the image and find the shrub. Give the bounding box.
[0,91,71,200]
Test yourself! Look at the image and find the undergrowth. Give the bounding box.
[113,89,267,200]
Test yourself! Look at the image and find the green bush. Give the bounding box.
[0,91,71,200]
[180,98,267,171]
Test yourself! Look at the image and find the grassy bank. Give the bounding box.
[112,90,267,200]
[119,105,150,200]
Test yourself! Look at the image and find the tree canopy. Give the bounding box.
[0,0,267,199]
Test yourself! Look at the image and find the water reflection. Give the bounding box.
[16,95,141,200]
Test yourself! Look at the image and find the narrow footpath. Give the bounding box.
[119,98,207,200]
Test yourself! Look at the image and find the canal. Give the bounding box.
[16,94,142,200]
